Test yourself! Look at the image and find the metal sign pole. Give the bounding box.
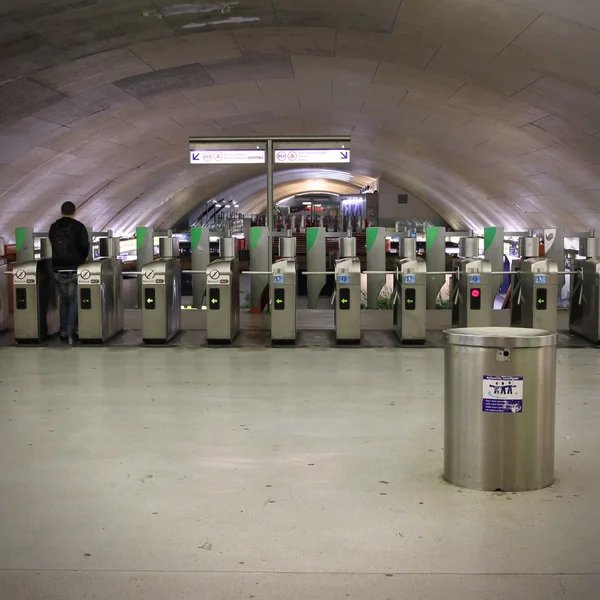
[267,139,274,270]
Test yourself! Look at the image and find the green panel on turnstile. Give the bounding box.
[484,226,504,301]
[543,228,565,290]
[366,227,385,309]
[249,227,268,312]
[136,227,154,309]
[15,227,34,262]
[425,226,445,309]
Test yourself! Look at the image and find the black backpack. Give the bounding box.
[52,223,78,263]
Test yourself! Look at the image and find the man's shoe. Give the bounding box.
[60,336,69,344]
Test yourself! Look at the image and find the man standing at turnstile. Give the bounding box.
[49,201,90,343]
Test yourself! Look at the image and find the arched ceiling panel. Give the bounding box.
[1,0,600,242]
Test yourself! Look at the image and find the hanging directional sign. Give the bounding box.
[274,148,351,164]
[190,149,265,165]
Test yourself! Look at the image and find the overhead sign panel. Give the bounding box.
[190,149,265,165]
[274,148,351,164]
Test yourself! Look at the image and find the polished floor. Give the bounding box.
[0,346,599,599]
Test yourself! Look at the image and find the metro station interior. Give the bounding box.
[1,1,600,598]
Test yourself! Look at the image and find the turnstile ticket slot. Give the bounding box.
[339,288,351,310]
[405,288,416,311]
[16,288,27,310]
[470,288,481,310]
[145,288,156,310]
[274,288,285,311]
[80,288,92,310]
[209,287,220,310]
[536,288,547,310]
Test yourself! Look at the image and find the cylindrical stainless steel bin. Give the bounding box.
[444,327,557,492]
[339,237,356,258]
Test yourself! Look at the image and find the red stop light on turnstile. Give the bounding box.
[470,288,481,310]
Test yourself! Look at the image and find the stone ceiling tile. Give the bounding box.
[514,77,600,135]
[0,77,61,128]
[31,49,152,96]
[16,0,174,55]
[257,78,328,100]
[374,62,466,101]
[426,46,543,97]
[129,31,241,71]
[395,0,540,56]
[115,63,215,100]
[234,26,335,57]
[274,0,403,33]
[505,0,600,32]
[33,84,139,127]
[0,116,66,163]
[183,80,264,104]
[291,55,378,85]
[169,101,241,123]
[141,92,194,110]
[203,54,293,84]
[500,14,600,90]
[336,30,439,70]
[446,83,549,127]
[233,98,299,116]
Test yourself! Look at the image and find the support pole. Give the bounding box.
[266,138,274,269]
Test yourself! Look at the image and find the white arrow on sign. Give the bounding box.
[274,149,351,164]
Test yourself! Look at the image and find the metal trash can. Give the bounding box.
[443,327,557,492]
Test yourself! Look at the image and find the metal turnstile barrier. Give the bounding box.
[78,237,124,343]
[334,234,361,344]
[444,327,557,492]
[206,238,240,344]
[141,236,181,344]
[569,236,600,344]
[270,234,297,344]
[0,238,8,333]
[451,238,493,328]
[393,238,426,345]
[13,258,59,343]
[510,236,558,332]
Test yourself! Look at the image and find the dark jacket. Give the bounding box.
[49,217,90,272]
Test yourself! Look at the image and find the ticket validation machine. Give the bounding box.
[270,234,297,344]
[569,236,600,344]
[334,233,361,344]
[142,236,181,344]
[206,237,240,345]
[78,236,124,343]
[451,237,493,328]
[13,238,59,343]
[393,238,426,344]
[510,236,558,332]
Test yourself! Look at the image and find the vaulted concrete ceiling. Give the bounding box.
[2,0,600,241]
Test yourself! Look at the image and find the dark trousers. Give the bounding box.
[54,273,78,337]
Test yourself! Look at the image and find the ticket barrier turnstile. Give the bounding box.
[270,235,297,344]
[77,237,124,343]
[510,236,558,332]
[13,257,59,343]
[451,237,493,328]
[0,238,8,333]
[206,238,240,345]
[569,237,600,344]
[334,234,361,344]
[393,238,426,344]
[141,237,181,344]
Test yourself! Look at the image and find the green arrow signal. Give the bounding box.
[211,298,218,304]
[276,299,283,304]
[538,298,545,304]
[407,299,414,304]
[341,299,348,303]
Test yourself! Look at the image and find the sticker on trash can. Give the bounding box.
[482,375,523,413]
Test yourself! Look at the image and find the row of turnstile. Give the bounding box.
[2,231,600,346]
